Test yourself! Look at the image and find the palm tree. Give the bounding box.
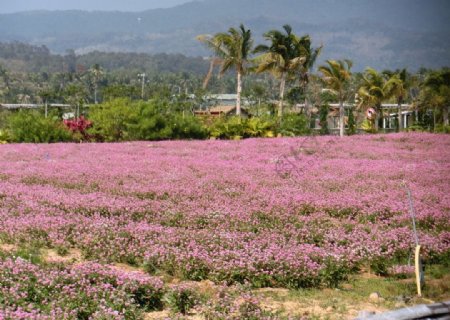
[297,35,322,116]
[197,24,253,116]
[318,59,353,137]
[89,64,104,104]
[384,69,409,131]
[358,68,394,132]
[254,25,306,118]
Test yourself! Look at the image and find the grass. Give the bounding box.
[254,267,450,319]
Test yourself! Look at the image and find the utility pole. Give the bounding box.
[138,73,146,100]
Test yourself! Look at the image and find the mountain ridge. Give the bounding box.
[0,0,449,71]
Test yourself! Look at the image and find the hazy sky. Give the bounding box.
[0,0,194,13]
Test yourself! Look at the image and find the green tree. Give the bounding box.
[197,24,253,116]
[318,59,353,137]
[421,69,450,128]
[7,110,72,143]
[254,25,306,118]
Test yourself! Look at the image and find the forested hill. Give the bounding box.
[0,42,209,75]
[0,0,449,71]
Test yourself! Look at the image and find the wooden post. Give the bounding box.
[415,245,422,297]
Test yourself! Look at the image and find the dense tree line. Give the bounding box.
[0,21,449,143]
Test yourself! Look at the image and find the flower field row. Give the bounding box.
[0,133,449,302]
[0,257,164,319]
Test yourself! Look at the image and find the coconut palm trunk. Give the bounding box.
[444,106,449,126]
[374,105,380,132]
[94,84,98,104]
[339,99,345,137]
[278,72,286,118]
[236,70,242,116]
[398,102,402,132]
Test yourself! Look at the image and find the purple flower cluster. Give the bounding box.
[0,133,449,291]
[0,257,164,319]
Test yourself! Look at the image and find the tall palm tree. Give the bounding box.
[197,24,253,116]
[297,35,322,116]
[318,59,353,137]
[89,64,104,104]
[254,25,306,118]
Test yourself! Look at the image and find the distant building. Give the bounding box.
[296,103,415,133]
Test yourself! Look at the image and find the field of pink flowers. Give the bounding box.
[0,133,449,318]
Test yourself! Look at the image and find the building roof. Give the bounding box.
[0,103,72,110]
[195,105,248,116]
[205,94,238,101]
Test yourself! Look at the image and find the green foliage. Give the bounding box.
[209,116,245,139]
[209,116,275,139]
[163,285,198,315]
[370,257,390,276]
[278,113,311,136]
[319,104,329,135]
[319,258,349,288]
[7,110,72,143]
[0,129,10,143]
[169,114,209,139]
[434,124,450,133]
[87,98,136,141]
[89,98,207,141]
[347,108,356,135]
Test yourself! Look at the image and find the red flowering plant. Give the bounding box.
[63,116,93,141]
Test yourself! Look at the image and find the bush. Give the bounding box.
[435,124,450,133]
[7,110,72,143]
[0,129,10,143]
[164,284,198,315]
[277,113,311,136]
[88,98,137,141]
[89,98,208,141]
[63,116,93,141]
[169,114,209,140]
[209,116,246,139]
[209,116,275,139]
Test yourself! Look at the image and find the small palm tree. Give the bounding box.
[384,69,408,131]
[358,67,397,132]
[318,59,353,137]
[254,25,306,118]
[197,24,253,116]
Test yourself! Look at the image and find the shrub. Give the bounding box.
[164,284,198,315]
[0,129,10,143]
[63,116,93,141]
[169,114,208,140]
[209,116,275,139]
[277,113,311,136]
[319,258,350,288]
[88,98,137,141]
[89,98,208,141]
[7,110,72,143]
[209,116,246,139]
